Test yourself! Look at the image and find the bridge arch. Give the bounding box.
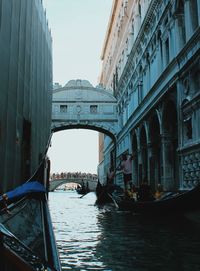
[49,177,98,191]
[51,80,118,140]
[52,124,116,141]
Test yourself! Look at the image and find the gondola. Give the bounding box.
[95,181,123,205]
[113,185,200,214]
[76,187,89,195]
[0,170,61,270]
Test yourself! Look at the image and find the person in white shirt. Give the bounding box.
[120,153,133,190]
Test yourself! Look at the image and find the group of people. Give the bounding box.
[126,182,156,202]
[106,153,163,202]
[51,172,97,180]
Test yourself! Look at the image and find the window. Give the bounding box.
[189,0,198,33]
[165,38,170,65]
[138,65,143,103]
[113,74,116,94]
[60,105,67,113]
[184,118,192,139]
[175,0,186,47]
[138,2,141,19]
[130,18,134,37]
[138,80,143,103]
[90,105,98,114]
[115,66,118,87]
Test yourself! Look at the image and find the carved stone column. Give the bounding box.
[140,145,148,182]
[137,146,142,185]
[132,150,139,186]
[147,142,154,188]
[161,133,175,191]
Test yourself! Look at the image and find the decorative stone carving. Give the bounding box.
[182,151,200,188]
[76,105,81,114]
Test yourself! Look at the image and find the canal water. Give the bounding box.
[49,191,200,271]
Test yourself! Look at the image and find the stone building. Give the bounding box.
[0,0,52,192]
[99,0,200,191]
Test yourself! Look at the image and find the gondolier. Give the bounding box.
[120,153,133,190]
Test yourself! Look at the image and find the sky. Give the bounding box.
[43,0,113,174]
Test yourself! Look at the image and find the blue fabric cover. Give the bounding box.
[0,181,46,202]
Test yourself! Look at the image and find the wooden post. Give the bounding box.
[0,232,5,271]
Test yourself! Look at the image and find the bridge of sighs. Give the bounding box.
[51,80,118,140]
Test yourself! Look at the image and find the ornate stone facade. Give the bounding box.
[99,0,200,190]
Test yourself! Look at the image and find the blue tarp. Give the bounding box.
[0,181,46,202]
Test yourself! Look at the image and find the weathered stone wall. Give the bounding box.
[0,0,52,191]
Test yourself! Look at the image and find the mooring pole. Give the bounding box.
[0,232,5,270]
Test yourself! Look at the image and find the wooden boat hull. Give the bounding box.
[95,190,113,205]
[76,188,90,195]
[116,185,200,214]
[0,181,61,271]
[95,184,123,205]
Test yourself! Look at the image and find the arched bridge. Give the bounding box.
[49,176,98,191]
[51,80,118,140]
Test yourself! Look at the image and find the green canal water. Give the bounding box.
[49,191,200,271]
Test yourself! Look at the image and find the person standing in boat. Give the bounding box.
[107,166,115,185]
[120,153,133,190]
[106,166,116,194]
[81,180,86,194]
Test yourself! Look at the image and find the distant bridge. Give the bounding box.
[49,177,98,191]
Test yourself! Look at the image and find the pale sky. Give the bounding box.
[43,0,113,174]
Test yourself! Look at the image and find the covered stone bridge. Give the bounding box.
[51,80,118,140]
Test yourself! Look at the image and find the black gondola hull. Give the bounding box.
[116,185,200,214]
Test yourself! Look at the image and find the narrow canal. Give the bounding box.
[49,191,200,271]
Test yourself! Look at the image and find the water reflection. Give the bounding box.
[49,191,200,271]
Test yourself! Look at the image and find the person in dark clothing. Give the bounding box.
[107,166,115,185]
[137,181,155,201]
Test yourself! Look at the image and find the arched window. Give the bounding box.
[131,18,134,35]
[181,99,193,140]
[115,66,118,87]
[174,0,186,47]
[189,0,198,33]
[138,2,142,19]
[138,65,143,103]
[165,38,170,65]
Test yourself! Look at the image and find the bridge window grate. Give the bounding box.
[60,105,67,113]
[90,105,98,114]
